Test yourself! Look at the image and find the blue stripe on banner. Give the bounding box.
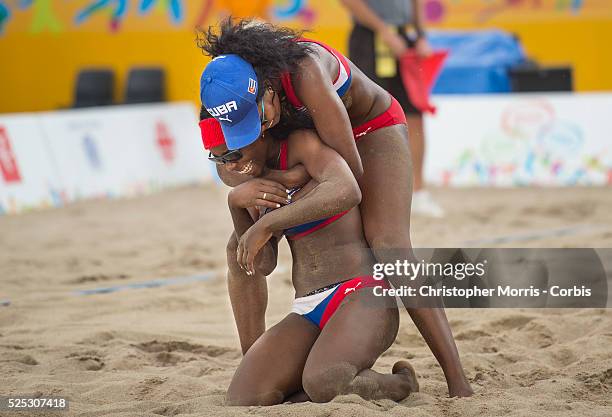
[74,274,213,296]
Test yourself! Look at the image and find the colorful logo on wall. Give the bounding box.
[75,0,185,31]
[1,0,319,35]
[195,0,316,28]
[273,0,315,25]
[22,0,63,33]
[75,0,128,32]
[442,99,612,186]
[424,0,587,24]
[156,121,175,163]
[0,2,9,34]
[139,0,184,24]
[0,126,22,184]
[1,0,64,34]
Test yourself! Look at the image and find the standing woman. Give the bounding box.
[198,18,473,397]
[341,0,444,217]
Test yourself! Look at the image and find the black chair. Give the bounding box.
[509,65,573,92]
[73,69,115,108]
[124,67,166,104]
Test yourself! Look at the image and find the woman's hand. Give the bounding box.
[283,164,311,189]
[237,221,273,275]
[288,179,319,201]
[414,37,432,57]
[228,178,290,210]
[380,26,409,58]
[262,164,311,189]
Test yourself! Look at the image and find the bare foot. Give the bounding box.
[449,382,474,398]
[392,360,420,394]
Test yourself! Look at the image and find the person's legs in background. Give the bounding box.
[405,113,425,192]
[385,50,444,218]
[349,23,444,218]
[404,110,444,218]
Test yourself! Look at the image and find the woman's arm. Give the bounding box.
[226,232,268,355]
[411,0,426,39]
[263,165,311,190]
[217,164,251,187]
[219,168,286,275]
[258,132,361,232]
[221,173,280,355]
[292,56,364,179]
[228,203,279,276]
[218,163,310,190]
[411,0,432,57]
[340,0,389,32]
[340,0,409,57]
[236,130,362,272]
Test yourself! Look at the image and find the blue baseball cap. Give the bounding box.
[200,55,261,150]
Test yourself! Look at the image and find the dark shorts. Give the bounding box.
[348,23,421,115]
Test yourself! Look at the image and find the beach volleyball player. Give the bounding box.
[342,0,444,217]
[201,105,419,404]
[198,19,473,398]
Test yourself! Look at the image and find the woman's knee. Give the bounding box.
[225,384,284,406]
[226,352,293,406]
[302,362,357,403]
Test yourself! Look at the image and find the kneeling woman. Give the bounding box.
[203,121,418,405]
[199,19,472,398]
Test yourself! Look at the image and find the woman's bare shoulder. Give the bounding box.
[286,129,322,152]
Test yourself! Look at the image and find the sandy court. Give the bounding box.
[1,185,611,416]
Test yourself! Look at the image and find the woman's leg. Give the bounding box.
[301,289,418,403]
[226,313,320,406]
[356,125,473,397]
[405,114,444,217]
[226,232,268,354]
[405,114,425,192]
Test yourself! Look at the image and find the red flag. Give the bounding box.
[399,50,448,115]
[0,126,22,183]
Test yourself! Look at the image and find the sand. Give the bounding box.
[0,185,611,416]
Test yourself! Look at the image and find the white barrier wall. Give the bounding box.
[2,94,611,214]
[0,114,63,211]
[425,93,612,186]
[0,102,211,214]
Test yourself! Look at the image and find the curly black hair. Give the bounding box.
[197,18,316,136]
[197,18,314,97]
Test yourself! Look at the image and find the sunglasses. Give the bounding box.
[208,149,243,165]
